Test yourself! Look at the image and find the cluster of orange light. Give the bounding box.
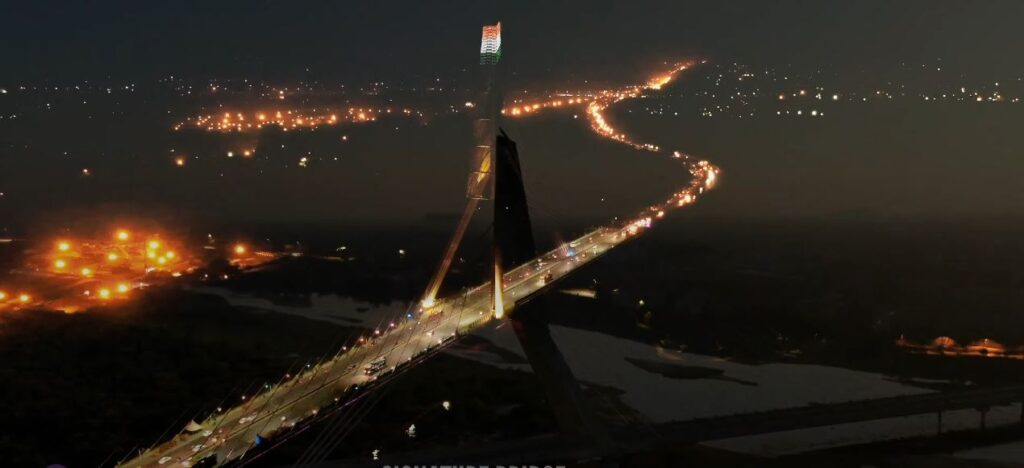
[55,230,185,270]
[45,229,194,302]
[502,97,588,116]
[225,242,279,269]
[897,336,1024,360]
[3,231,260,312]
[174,107,418,132]
[0,290,33,307]
[646,73,675,90]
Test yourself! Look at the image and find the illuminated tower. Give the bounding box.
[422,22,502,307]
[468,21,501,199]
[479,22,502,66]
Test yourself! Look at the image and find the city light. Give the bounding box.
[12,226,205,311]
[174,107,403,133]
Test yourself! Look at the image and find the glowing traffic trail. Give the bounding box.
[502,60,718,237]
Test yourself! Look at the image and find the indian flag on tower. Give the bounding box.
[480,22,501,65]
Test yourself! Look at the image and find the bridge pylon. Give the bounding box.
[493,128,611,447]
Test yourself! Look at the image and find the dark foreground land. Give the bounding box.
[5,217,1024,465]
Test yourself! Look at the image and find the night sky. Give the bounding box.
[4,1,1023,82]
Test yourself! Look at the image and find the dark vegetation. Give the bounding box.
[0,289,354,466]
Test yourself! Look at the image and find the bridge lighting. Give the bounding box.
[479,22,502,65]
[493,261,506,319]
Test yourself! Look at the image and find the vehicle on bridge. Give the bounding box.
[377,366,396,379]
[364,356,387,376]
